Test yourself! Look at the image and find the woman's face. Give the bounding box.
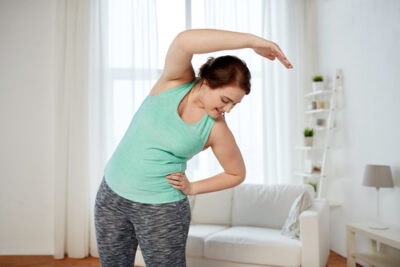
[200,80,246,119]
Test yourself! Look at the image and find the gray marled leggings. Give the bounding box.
[94,176,191,267]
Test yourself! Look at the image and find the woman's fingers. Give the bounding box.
[265,55,275,60]
[166,173,183,185]
[254,39,293,68]
[276,52,292,68]
[273,43,293,68]
[167,173,182,179]
[166,172,192,195]
[277,53,293,68]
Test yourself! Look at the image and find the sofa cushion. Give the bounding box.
[203,226,302,266]
[191,188,233,225]
[186,224,230,257]
[232,183,314,229]
[281,190,313,240]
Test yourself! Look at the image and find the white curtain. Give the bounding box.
[54,0,91,259]
[260,0,305,184]
[53,0,304,259]
[54,0,159,259]
[190,0,305,185]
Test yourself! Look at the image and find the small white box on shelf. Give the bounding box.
[304,159,312,173]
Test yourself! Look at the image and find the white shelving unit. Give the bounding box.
[295,69,343,207]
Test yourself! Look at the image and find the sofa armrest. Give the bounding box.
[299,198,330,267]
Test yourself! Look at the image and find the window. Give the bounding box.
[108,0,188,144]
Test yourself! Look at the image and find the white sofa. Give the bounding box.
[134,183,330,267]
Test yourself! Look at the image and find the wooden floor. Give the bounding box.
[0,250,363,267]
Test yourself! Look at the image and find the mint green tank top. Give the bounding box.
[104,78,216,204]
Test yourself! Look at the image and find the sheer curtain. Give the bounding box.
[54,0,159,259]
[88,0,160,258]
[54,0,305,259]
[54,0,91,259]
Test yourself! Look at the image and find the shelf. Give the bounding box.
[299,70,343,206]
[328,199,342,207]
[312,198,342,207]
[294,172,323,178]
[304,88,342,97]
[313,127,338,131]
[353,252,400,267]
[304,89,332,97]
[296,172,344,181]
[305,109,330,114]
[295,146,326,151]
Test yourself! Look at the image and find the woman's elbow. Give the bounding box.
[237,167,246,182]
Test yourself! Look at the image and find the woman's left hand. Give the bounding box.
[252,36,293,69]
[166,172,194,195]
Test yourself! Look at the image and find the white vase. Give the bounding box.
[312,81,324,91]
[304,137,313,146]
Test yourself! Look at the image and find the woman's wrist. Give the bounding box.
[247,33,261,49]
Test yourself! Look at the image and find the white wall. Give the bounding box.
[0,0,57,254]
[305,0,400,261]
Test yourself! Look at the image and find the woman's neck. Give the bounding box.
[187,81,205,110]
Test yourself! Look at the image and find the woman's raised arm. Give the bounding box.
[180,29,293,68]
[161,29,293,82]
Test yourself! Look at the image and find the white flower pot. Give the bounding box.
[304,136,313,146]
[312,81,324,91]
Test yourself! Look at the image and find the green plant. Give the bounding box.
[304,127,314,137]
[312,75,323,82]
[306,182,318,192]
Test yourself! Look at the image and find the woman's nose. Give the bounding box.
[222,107,230,113]
[224,103,234,113]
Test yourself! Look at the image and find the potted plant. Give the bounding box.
[306,181,318,197]
[312,75,324,91]
[304,127,314,146]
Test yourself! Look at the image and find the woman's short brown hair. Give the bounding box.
[198,55,251,95]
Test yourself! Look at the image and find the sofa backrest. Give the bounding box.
[190,187,233,226]
[231,183,314,229]
[189,183,314,228]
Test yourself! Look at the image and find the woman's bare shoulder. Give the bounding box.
[208,115,232,144]
[202,115,230,150]
[149,74,195,96]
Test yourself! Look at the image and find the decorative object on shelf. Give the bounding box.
[362,164,394,230]
[304,159,312,173]
[303,127,314,146]
[308,101,317,110]
[312,75,324,91]
[306,182,318,193]
[316,118,326,127]
[312,165,321,173]
[316,101,326,109]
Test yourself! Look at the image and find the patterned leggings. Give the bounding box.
[94,176,191,267]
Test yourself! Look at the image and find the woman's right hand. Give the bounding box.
[252,36,293,69]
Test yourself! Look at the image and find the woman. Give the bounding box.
[94,29,292,267]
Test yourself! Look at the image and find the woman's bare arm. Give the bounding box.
[190,116,246,195]
[176,29,254,54]
[166,116,245,195]
[161,29,293,82]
